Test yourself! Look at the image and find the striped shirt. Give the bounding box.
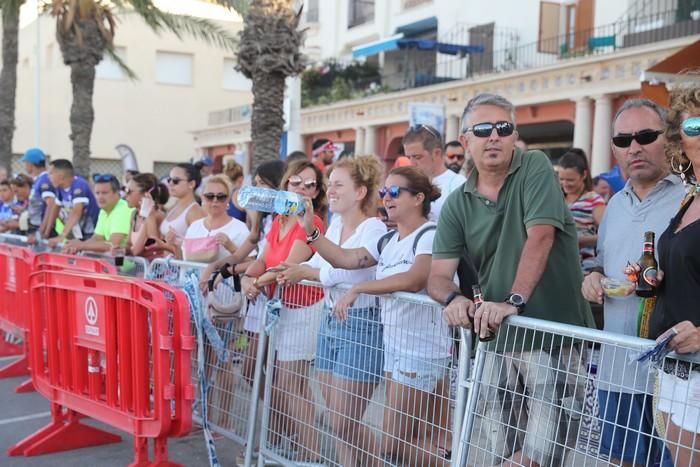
[568,191,606,262]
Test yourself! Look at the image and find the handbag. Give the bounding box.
[206,265,244,321]
[183,236,219,263]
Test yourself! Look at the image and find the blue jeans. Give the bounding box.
[315,306,383,383]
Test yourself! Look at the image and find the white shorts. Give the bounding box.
[384,350,449,393]
[273,301,324,362]
[243,296,266,334]
[657,369,700,433]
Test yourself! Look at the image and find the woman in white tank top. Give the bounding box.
[146,163,205,258]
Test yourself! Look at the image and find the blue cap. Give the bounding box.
[199,156,214,166]
[599,165,626,194]
[20,147,46,165]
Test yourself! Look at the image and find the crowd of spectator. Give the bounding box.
[1,83,699,466]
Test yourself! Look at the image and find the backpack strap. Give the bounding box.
[376,230,397,256]
[412,224,437,255]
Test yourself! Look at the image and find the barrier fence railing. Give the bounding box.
[1,235,700,467]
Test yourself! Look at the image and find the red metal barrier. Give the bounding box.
[9,270,194,466]
[0,250,116,393]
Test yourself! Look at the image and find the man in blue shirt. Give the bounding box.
[46,159,99,247]
[21,147,58,239]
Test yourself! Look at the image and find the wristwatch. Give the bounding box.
[306,227,321,244]
[444,291,462,306]
[504,293,526,314]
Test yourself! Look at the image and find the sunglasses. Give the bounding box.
[92,173,117,183]
[288,176,317,189]
[167,177,187,185]
[465,121,515,138]
[411,124,441,140]
[611,129,663,148]
[202,192,228,202]
[682,116,700,137]
[379,185,419,199]
[446,153,465,161]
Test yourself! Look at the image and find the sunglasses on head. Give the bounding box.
[411,124,441,140]
[288,176,317,189]
[611,129,663,148]
[202,192,228,202]
[682,116,700,137]
[465,121,516,138]
[379,185,419,199]
[92,173,117,183]
[167,177,187,185]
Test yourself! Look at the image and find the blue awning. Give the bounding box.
[395,16,438,37]
[397,39,484,56]
[352,33,404,58]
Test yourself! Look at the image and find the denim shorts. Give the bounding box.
[384,350,449,393]
[315,306,383,383]
[598,390,672,466]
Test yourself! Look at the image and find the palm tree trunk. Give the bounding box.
[250,71,286,170]
[0,8,21,175]
[69,62,96,178]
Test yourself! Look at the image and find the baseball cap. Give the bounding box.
[20,147,46,165]
[199,156,214,166]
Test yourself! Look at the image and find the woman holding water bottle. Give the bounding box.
[277,155,387,466]
[240,159,327,462]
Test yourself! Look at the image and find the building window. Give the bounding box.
[348,0,374,28]
[306,0,319,22]
[222,58,252,91]
[403,0,430,9]
[155,51,193,86]
[96,46,127,80]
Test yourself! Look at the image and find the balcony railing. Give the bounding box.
[208,104,252,126]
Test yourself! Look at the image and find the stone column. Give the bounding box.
[445,115,460,142]
[364,125,378,155]
[354,127,365,156]
[572,96,593,159]
[591,94,613,176]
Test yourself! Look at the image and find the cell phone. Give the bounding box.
[145,238,157,247]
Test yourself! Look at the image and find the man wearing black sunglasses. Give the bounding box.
[428,93,595,467]
[402,124,466,221]
[581,98,685,467]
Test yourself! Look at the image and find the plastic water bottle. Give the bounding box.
[237,186,305,216]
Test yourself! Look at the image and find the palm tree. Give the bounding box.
[0,0,25,176]
[46,0,239,177]
[235,0,306,170]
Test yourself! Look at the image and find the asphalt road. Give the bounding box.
[0,355,242,467]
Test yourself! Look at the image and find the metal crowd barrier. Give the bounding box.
[454,315,700,467]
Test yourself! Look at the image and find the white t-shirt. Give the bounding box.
[373,221,450,359]
[183,217,250,262]
[430,169,466,222]
[306,216,387,308]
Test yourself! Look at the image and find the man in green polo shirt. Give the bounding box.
[428,93,595,466]
[63,174,133,254]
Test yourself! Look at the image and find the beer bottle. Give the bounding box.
[472,284,495,342]
[635,231,658,298]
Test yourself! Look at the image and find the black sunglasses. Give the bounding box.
[612,129,663,148]
[202,192,228,202]
[167,177,188,185]
[379,185,419,199]
[92,173,117,183]
[465,121,515,138]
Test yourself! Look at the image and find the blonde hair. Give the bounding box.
[203,174,233,194]
[666,80,700,181]
[223,159,244,183]
[328,155,383,215]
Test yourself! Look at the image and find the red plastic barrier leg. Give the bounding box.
[149,436,183,467]
[0,337,23,357]
[8,408,121,457]
[0,354,28,378]
[15,378,35,393]
[129,437,150,467]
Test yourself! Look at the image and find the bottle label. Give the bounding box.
[285,199,301,215]
[643,243,654,253]
[642,267,658,286]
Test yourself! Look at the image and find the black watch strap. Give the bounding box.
[444,291,461,306]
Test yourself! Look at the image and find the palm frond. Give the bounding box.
[105,45,137,80]
[203,0,249,16]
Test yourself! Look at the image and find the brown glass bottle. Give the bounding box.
[635,231,658,298]
[472,284,495,341]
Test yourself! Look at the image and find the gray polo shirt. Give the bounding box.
[595,174,685,393]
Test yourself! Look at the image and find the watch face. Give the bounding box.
[509,294,525,306]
